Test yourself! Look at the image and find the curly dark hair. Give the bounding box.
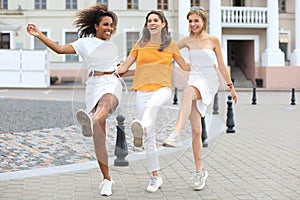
[73,3,118,38]
[139,10,171,51]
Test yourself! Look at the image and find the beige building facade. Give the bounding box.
[0,0,299,89]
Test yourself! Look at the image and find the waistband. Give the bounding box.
[89,71,114,77]
[88,70,129,94]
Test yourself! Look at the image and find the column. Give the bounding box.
[209,0,226,65]
[291,0,300,66]
[178,0,190,39]
[173,0,191,90]
[261,0,284,66]
[209,0,222,40]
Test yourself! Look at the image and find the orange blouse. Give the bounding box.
[130,40,181,91]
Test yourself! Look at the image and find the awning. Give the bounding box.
[279,33,289,43]
[0,18,20,31]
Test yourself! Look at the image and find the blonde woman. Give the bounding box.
[163,7,237,190]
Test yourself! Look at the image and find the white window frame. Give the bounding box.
[222,35,260,66]
[62,29,80,62]
[30,28,50,50]
[0,31,14,49]
[122,28,140,66]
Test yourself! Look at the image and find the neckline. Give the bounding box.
[190,49,214,52]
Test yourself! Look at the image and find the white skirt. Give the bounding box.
[85,74,122,113]
[188,66,219,116]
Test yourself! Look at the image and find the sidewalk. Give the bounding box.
[0,88,299,199]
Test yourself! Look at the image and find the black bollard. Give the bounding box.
[201,117,208,148]
[114,114,129,166]
[173,87,178,105]
[252,87,257,105]
[291,88,296,105]
[212,92,219,114]
[226,95,235,133]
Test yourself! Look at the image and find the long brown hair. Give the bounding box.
[139,10,171,51]
[187,7,208,36]
[74,3,118,38]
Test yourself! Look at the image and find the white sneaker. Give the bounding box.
[131,119,144,147]
[76,109,93,137]
[99,179,114,196]
[146,176,163,193]
[162,132,183,147]
[192,171,208,191]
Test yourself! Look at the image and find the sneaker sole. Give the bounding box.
[131,121,143,147]
[162,141,183,148]
[193,182,205,191]
[76,110,93,137]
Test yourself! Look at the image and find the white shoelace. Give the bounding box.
[113,68,128,94]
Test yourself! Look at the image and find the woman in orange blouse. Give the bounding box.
[117,10,189,193]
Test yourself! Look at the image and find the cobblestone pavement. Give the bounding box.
[0,88,299,199]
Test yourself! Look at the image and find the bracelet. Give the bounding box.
[227,83,233,86]
[228,84,234,90]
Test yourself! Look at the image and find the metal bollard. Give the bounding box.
[212,92,219,114]
[173,87,178,105]
[291,88,296,105]
[201,117,208,148]
[226,95,235,133]
[252,87,257,105]
[114,114,129,166]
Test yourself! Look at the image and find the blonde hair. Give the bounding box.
[187,7,208,36]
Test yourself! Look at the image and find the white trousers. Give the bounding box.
[135,87,172,172]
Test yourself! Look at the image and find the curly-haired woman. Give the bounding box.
[27,3,121,196]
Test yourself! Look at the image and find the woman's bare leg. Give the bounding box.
[189,100,203,172]
[174,86,201,135]
[92,93,118,180]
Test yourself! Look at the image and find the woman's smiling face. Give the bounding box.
[147,13,165,35]
[94,16,114,40]
[188,13,205,34]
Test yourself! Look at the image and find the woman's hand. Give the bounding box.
[27,24,42,37]
[230,86,237,103]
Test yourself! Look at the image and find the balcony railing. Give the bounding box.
[221,6,268,28]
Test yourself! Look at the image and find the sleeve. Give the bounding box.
[129,42,139,59]
[171,40,181,59]
[70,38,83,56]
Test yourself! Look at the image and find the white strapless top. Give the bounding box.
[189,49,217,69]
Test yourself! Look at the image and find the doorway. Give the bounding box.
[227,40,255,87]
[0,33,10,49]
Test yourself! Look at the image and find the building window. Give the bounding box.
[278,0,286,13]
[0,33,9,49]
[34,31,48,50]
[233,0,245,7]
[66,0,77,9]
[126,32,139,56]
[97,0,108,7]
[0,0,8,9]
[190,0,200,7]
[157,0,168,10]
[127,0,138,10]
[65,32,79,62]
[35,0,47,9]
